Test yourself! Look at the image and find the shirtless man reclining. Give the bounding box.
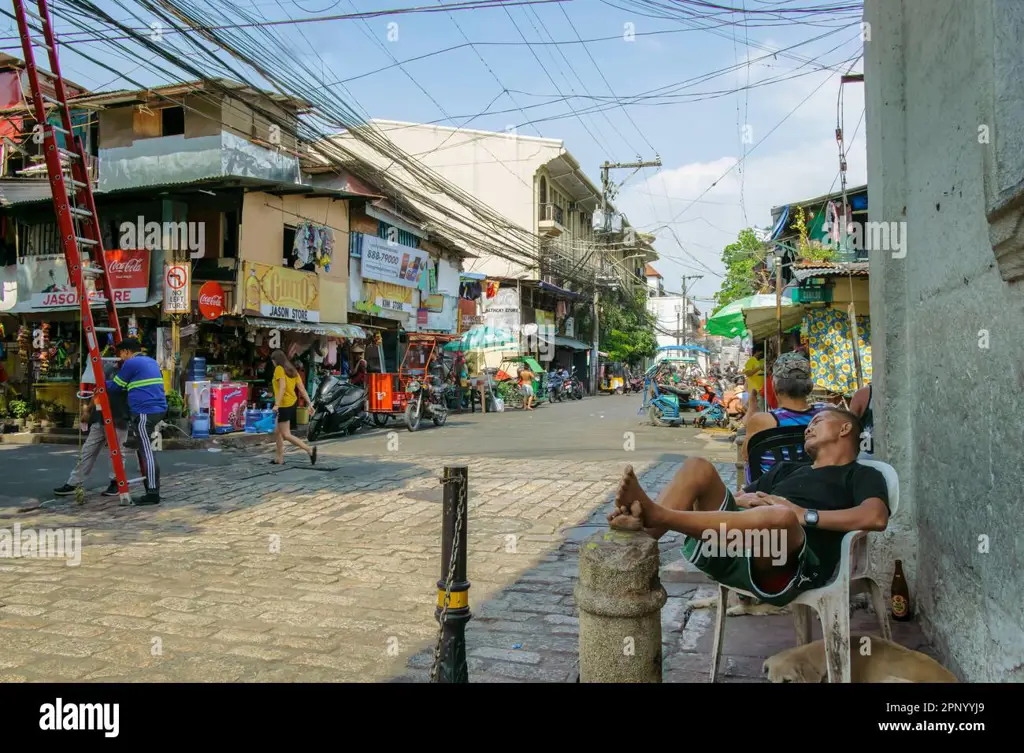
[609,408,890,607]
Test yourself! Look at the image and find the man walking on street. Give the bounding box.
[107,338,167,505]
[54,361,133,498]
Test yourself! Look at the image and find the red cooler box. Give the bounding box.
[210,382,249,434]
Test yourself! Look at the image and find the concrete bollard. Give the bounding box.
[575,529,667,682]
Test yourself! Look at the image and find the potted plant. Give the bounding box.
[26,402,44,431]
[165,391,190,435]
[8,399,30,431]
[49,401,65,427]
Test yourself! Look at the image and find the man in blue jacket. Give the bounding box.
[107,338,167,505]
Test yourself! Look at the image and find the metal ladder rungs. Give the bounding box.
[68,206,92,218]
[101,357,120,362]
[76,236,98,246]
[67,178,87,190]
[92,326,116,333]
[57,147,80,160]
[126,477,146,485]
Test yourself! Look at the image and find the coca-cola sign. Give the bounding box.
[17,249,151,309]
[198,280,226,320]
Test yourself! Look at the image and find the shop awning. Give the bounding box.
[537,280,584,300]
[740,303,806,342]
[555,336,591,351]
[245,317,367,339]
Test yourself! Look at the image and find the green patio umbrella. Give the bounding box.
[443,325,518,353]
[705,294,795,338]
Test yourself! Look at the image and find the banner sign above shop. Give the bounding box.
[360,234,430,290]
[242,261,320,323]
[10,250,151,309]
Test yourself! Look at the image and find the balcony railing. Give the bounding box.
[539,203,566,236]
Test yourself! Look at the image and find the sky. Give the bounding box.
[5,0,867,309]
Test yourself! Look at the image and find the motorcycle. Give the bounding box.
[547,370,566,402]
[405,374,448,431]
[566,367,584,400]
[307,375,368,442]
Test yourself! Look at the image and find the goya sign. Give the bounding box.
[241,262,319,323]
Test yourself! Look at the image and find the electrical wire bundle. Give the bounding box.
[15,0,869,295]
[42,0,608,291]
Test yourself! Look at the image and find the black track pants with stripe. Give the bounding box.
[130,412,164,492]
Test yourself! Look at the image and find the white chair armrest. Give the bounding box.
[834,529,869,584]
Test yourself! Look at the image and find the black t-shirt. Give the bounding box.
[744,461,889,576]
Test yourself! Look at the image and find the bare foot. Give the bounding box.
[608,500,644,530]
[607,465,659,529]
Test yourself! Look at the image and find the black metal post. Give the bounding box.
[434,465,470,683]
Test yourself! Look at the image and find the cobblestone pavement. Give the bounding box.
[0,395,935,682]
[0,447,677,682]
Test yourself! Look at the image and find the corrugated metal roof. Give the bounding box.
[69,78,311,111]
[792,261,870,281]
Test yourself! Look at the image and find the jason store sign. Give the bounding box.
[242,262,320,323]
[14,250,150,308]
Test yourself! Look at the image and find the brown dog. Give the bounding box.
[763,635,959,683]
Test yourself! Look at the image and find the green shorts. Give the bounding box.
[679,489,830,607]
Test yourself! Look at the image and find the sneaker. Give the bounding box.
[135,492,160,506]
[102,482,119,497]
[53,484,76,496]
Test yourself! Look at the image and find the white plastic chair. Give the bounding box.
[709,459,900,683]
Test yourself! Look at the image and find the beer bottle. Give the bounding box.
[890,559,912,621]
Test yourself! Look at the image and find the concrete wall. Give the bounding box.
[865,0,1024,681]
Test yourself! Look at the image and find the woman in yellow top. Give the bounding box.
[743,344,765,390]
[271,350,317,466]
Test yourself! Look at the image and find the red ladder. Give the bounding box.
[13,0,135,504]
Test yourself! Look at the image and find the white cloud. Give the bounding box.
[617,67,866,307]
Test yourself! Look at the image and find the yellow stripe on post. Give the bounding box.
[437,589,468,610]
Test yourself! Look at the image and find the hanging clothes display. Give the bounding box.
[289,221,335,273]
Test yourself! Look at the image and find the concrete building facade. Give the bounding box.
[865,0,1024,681]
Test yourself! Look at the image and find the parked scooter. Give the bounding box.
[307,374,368,441]
[547,369,566,402]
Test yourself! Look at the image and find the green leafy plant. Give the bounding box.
[8,399,30,419]
[166,391,184,414]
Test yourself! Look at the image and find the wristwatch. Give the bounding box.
[803,509,819,527]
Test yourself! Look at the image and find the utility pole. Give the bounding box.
[595,156,662,395]
[680,275,703,346]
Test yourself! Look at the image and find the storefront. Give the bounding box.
[0,247,162,427]
[238,260,369,401]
